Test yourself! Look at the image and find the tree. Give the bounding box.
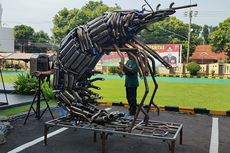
[33,31,50,43]
[14,25,51,53]
[201,25,211,44]
[52,8,79,44]
[52,1,119,43]
[28,31,51,53]
[14,25,34,52]
[141,17,188,44]
[140,17,202,58]
[189,23,203,55]
[208,17,230,52]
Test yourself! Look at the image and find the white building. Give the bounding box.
[0,3,14,53]
[0,3,2,27]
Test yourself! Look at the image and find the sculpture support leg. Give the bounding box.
[129,67,149,132]
[120,45,150,131]
[133,36,172,69]
[101,132,106,153]
[146,56,160,116]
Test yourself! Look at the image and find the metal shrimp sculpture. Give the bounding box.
[53,2,197,132]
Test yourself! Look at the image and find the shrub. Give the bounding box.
[13,73,38,95]
[108,66,121,74]
[14,64,21,70]
[14,74,54,99]
[186,62,201,76]
[4,61,14,69]
[211,70,215,77]
[41,81,54,100]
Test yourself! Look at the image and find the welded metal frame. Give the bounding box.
[44,116,183,153]
[54,2,197,129]
[102,46,162,130]
[48,2,198,152]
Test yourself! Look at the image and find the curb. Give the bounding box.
[0,98,45,110]
[158,74,230,80]
[0,101,33,110]
[97,101,228,117]
[1,101,228,117]
[0,89,15,93]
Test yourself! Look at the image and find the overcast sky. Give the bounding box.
[0,0,229,36]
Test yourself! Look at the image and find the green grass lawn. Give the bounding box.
[0,100,57,116]
[93,79,230,111]
[2,74,18,82]
[1,73,230,117]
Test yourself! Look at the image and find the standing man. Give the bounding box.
[120,54,139,116]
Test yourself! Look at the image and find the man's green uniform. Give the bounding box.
[125,60,139,87]
[124,59,139,115]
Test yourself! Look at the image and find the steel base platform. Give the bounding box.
[44,116,183,153]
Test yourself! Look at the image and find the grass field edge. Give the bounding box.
[97,101,228,117]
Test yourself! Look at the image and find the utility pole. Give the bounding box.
[187,8,191,64]
[0,2,3,27]
[184,0,198,64]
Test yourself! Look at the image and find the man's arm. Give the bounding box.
[120,61,138,74]
[120,64,132,73]
[33,70,54,77]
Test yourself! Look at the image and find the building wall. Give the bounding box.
[174,63,184,74]
[158,67,170,74]
[157,63,230,76]
[0,27,14,52]
[208,63,219,75]
[223,64,230,75]
[199,64,208,74]
[95,64,102,71]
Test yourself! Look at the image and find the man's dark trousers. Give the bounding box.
[126,87,137,115]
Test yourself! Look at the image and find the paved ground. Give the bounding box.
[0,82,33,106]
[0,94,33,106]
[1,106,229,153]
[0,83,15,91]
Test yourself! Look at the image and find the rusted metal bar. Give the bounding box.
[133,36,172,69]
[146,55,160,116]
[52,3,194,148]
[101,132,106,153]
[170,141,176,153]
[129,66,149,132]
[103,47,139,52]
[94,131,97,142]
[44,116,183,153]
[180,127,183,145]
[44,124,49,145]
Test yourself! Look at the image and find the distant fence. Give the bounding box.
[95,63,230,77]
[165,63,230,76]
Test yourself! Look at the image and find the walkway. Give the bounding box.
[1,107,230,153]
[0,82,33,107]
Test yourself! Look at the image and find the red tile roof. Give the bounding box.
[190,45,228,60]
